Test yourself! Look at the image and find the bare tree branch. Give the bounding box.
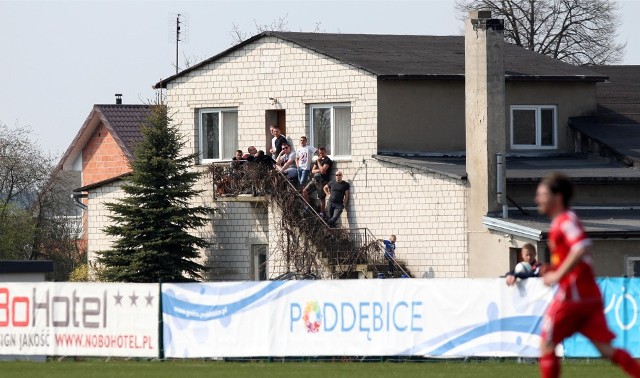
[456,0,626,65]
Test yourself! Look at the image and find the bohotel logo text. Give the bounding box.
[0,285,155,352]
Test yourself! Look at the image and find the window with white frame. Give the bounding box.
[198,108,238,162]
[309,104,351,158]
[510,105,557,149]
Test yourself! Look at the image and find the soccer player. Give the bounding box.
[536,173,640,378]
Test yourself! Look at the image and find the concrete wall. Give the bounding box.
[377,79,465,152]
[464,13,507,279]
[479,232,640,278]
[508,181,640,207]
[591,240,640,276]
[505,81,597,153]
[376,80,597,155]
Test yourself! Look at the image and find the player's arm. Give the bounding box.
[543,245,588,286]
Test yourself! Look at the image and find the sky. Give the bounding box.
[2,0,640,158]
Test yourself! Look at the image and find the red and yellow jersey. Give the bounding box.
[548,210,601,301]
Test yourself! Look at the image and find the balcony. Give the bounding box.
[208,161,411,279]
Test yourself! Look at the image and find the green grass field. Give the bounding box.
[0,359,629,378]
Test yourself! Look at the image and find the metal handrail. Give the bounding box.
[208,163,412,278]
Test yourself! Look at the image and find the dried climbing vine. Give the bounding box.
[207,162,386,279]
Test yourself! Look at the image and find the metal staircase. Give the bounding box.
[208,162,411,279]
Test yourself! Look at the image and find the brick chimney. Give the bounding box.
[465,10,506,276]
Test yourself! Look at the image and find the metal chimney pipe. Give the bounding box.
[115,93,122,105]
[496,153,508,218]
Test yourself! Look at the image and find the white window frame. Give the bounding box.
[510,105,558,150]
[198,108,238,163]
[309,103,351,159]
[626,256,640,277]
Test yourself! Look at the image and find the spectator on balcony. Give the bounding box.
[244,146,258,161]
[269,125,287,160]
[324,170,350,227]
[303,147,332,215]
[295,136,317,187]
[276,142,297,180]
[230,149,246,173]
[254,150,275,167]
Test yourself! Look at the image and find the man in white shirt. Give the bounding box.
[295,136,317,187]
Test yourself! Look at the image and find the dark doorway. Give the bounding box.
[265,110,286,151]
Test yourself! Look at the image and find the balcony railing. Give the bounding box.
[208,161,411,279]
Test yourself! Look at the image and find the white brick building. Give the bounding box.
[78,25,640,281]
[151,33,475,279]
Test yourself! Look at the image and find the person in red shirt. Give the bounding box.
[536,173,640,378]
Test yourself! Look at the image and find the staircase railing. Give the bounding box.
[207,161,411,279]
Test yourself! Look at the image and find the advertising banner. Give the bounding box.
[564,278,640,357]
[0,283,158,357]
[162,278,553,358]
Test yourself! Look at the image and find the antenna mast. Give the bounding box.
[169,13,188,74]
[175,14,181,74]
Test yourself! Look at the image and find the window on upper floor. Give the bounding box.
[627,256,640,277]
[510,105,557,150]
[198,108,238,162]
[309,104,351,158]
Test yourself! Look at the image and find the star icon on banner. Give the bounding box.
[113,291,123,306]
[129,291,139,307]
[145,292,154,307]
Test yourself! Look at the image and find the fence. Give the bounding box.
[2,278,639,358]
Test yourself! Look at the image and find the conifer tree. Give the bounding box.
[97,105,210,282]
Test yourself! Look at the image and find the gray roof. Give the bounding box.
[569,66,640,165]
[376,154,640,238]
[374,154,640,183]
[570,117,640,165]
[591,65,640,124]
[58,104,153,171]
[485,209,640,240]
[93,104,153,155]
[155,32,606,88]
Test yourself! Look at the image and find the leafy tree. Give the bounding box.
[0,123,52,220]
[1,122,85,280]
[456,0,626,65]
[0,203,35,260]
[96,105,211,282]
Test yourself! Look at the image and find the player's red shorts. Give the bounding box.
[541,298,615,345]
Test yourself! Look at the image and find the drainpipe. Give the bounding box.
[71,193,88,211]
[496,153,507,219]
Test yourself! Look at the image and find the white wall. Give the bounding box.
[161,36,469,279]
